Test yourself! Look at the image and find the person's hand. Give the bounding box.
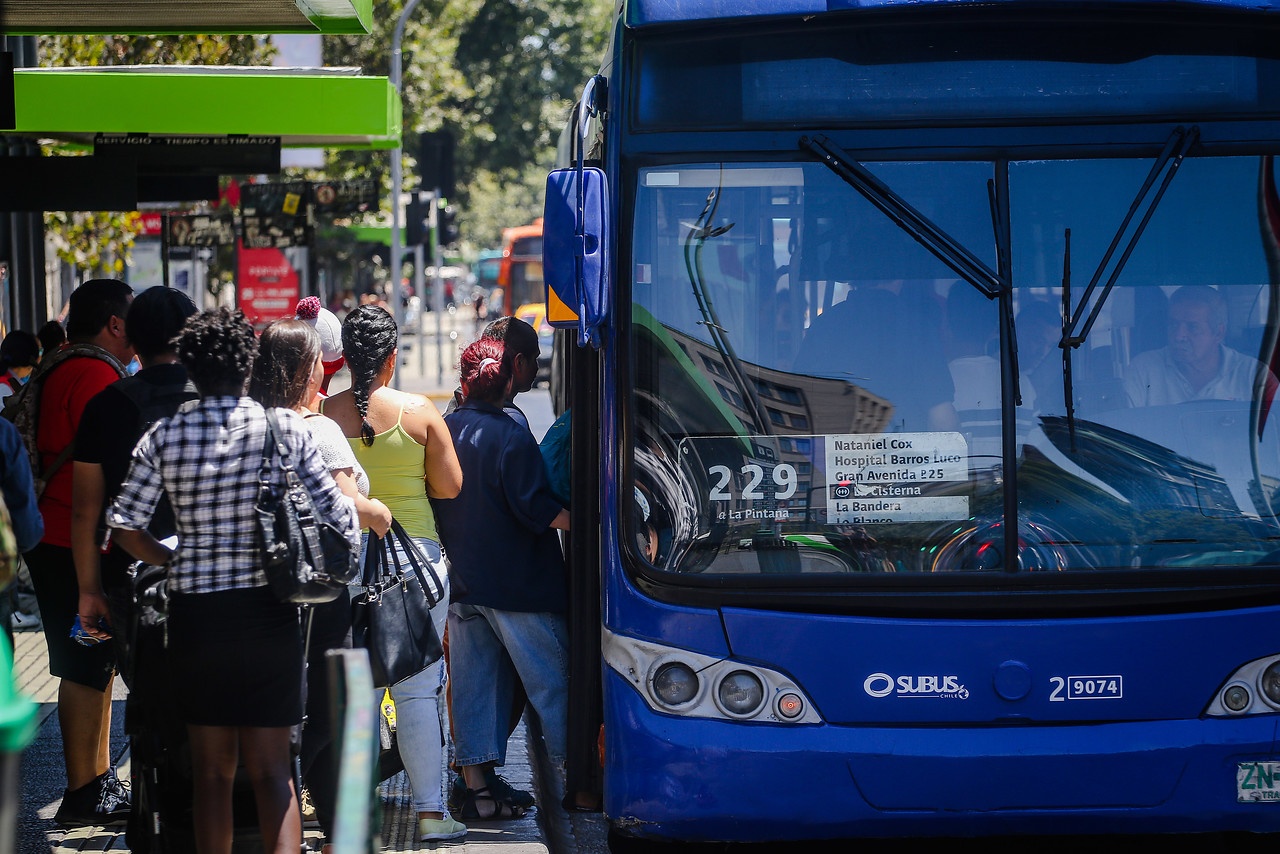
[368,498,393,538]
[76,591,113,640]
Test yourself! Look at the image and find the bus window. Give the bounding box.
[630,155,1280,577]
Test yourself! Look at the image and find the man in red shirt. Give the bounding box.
[23,278,133,826]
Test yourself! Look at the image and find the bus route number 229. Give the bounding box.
[708,464,798,502]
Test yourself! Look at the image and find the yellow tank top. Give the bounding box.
[326,400,438,541]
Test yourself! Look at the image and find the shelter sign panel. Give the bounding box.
[95,134,280,175]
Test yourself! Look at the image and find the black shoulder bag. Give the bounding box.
[256,408,359,604]
[351,520,445,687]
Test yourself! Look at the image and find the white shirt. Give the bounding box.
[1124,344,1269,407]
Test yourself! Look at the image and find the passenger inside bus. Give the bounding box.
[793,278,957,432]
[1123,285,1277,407]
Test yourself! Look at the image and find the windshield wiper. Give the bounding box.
[1060,125,1199,350]
[800,134,1001,299]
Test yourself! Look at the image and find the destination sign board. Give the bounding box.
[680,432,970,527]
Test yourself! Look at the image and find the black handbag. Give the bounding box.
[351,519,445,687]
[255,408,359,604]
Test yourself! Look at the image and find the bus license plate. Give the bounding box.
[1237,762,1280,802]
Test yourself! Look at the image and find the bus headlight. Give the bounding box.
[602,627,822,724]
[717,671,765,717]
[1206,654,1280,715]
[1223,683,1251,713]
[652,662,699,707]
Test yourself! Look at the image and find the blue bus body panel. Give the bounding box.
[628,0,1280,25]
[720,605,1280,723]
[605,668,1280,839]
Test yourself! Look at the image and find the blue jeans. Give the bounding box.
[363,534,451,814]
[447,602,569,768]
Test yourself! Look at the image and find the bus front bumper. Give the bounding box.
[605,669,1280,841]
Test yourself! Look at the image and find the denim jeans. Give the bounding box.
[363,534,451,815]
[447,602,569,768]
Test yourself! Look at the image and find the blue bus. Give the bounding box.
[542,0,1280,845]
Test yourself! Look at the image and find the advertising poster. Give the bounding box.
[237,244,299,328]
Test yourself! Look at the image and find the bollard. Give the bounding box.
[327,648,380,854]
[0,635,35,854]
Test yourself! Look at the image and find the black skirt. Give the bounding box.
[166,586,303,727]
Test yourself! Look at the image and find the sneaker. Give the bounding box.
[418,816,467,841]
[481,768,535,809]
[54,771,131,827]
[10,610,41,632]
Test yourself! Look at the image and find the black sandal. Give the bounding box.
[458,786,526,820]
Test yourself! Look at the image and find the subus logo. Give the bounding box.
[863,672,969,700]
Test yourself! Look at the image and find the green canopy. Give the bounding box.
[14,67,399,149]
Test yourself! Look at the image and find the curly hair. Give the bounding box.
[459,338,510,403]
[249,319,321,410]
[341,304,398,446]
[175,308,258,397]
[126,286,197,361]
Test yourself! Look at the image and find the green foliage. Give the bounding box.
[36,34,277,277]
[320,0,613,251]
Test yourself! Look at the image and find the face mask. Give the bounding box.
[14,373,29,386]
[126,357,141,376]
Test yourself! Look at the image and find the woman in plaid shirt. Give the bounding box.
[108,308,359,854]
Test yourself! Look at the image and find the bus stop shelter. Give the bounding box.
[0,1,395,329]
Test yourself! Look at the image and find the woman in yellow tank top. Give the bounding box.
[320,305,465,842]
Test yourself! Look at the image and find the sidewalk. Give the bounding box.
[12,624,560,854]
[10,307,589,854]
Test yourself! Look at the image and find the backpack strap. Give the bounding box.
[4,344,129,497]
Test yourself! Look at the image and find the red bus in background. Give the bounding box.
[491,218,543,318]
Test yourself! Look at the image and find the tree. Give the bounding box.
[37,35,276,278]
[319,0,612,250]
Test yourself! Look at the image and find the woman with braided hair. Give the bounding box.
[320,304,465,842]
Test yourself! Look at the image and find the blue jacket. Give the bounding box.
[0,416,43,553]
[434,400,567,613]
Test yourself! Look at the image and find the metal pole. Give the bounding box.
[432,196,445,386]
[414,243,425,378]
[389,0,422,387]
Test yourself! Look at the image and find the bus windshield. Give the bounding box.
[629,154,1280,578]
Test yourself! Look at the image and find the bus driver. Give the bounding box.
[1123,285,1277,407]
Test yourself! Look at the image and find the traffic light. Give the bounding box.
[439,204,460,248]
[418,131,455,199]
[405,196,428,245]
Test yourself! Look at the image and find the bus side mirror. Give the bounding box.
[543,166,610,348]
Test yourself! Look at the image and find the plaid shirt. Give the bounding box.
[108,396,359,595]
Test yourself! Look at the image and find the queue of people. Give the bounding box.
[0,276,572,854]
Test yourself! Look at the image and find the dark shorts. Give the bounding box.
[27,542,116,692]
[167,586,303,728]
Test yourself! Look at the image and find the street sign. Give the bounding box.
[240,180,310,217]
[310,179,379,215]
[241,215,310,249]
[167,212,235,247]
